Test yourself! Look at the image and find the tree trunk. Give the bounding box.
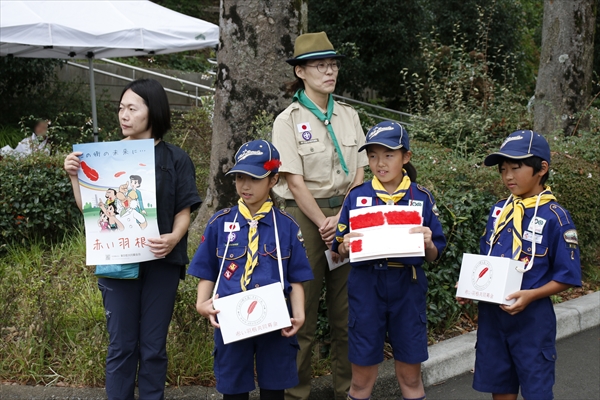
[534,0,596,136]
[190,0,305,233]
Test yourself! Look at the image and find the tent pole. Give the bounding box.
[87,55,99,142]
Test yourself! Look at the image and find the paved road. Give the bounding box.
[425,326,600,400]
[1,318,598,399]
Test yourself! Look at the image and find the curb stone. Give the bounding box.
[1,292,598,400]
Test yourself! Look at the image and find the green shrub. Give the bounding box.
[0,152,82,246]
[548,133,600,273]
[410,140,498,331]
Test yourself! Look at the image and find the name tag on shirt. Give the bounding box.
[523,230,543,244]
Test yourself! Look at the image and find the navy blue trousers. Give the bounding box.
[97,260,181,400]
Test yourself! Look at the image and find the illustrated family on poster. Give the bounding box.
[73,139,161,265]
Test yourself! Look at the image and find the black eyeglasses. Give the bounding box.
[304,60,341,73]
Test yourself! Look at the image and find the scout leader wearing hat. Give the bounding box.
[332,121,447,400]
[272,32,368,400]
[458,130,581,399]
[188,140,313,400]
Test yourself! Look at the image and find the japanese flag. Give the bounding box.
[297,122,312,132]
[356,197,372,207]
[492,207,502,219]
[224,222,240,232]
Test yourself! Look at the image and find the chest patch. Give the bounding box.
[356,196,372,207]
[224,222,240,232]
[409,200,424,208]
[492,206,503,219]
[297,122,313,141]
[527,217,546,234]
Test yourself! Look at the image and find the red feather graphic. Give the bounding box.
[80,161,99,181]
[247,300,258,319]
[477,267,489,281]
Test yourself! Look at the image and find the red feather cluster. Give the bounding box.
[350,239,363,253]
[264,159,282,171]
[385,210,422,225]
[350,212,385,229]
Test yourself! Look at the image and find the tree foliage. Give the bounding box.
[309,0,544,105]
[0,58,63,126]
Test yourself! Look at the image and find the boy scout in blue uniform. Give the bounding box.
[468,130,582,400]
[188,140,314,400]
[331,121,447,400]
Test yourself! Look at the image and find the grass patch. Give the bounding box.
[0,231,214,386]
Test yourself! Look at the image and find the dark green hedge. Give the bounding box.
[0,153,81,247]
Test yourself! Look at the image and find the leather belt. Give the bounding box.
[285,195,345,209]
[387,262,405,268]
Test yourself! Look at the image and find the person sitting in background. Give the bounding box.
[1,119,50,157]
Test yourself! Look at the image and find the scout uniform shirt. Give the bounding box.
[481,199,581,290]
[272,100,368,200]
[188,206,314,297]
[331,181,447,268]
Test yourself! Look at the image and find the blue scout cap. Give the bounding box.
[226,140,281,179]
[359,121,410,152]
[484,130,551,166]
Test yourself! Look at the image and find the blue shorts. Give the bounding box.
[347,264,428,366]
[213,328,300,394]
[474,298,557,399]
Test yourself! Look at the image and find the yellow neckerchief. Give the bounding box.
[492,187,556,260]
[371,169,411,205]
[238,197,273,291]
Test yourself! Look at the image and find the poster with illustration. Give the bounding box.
[73,139,160,266]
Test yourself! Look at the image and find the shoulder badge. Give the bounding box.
[297,228,305,247]
[563,229,579,248]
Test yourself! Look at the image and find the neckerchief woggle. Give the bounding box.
[372,169,411,204]
[294,89,349,175]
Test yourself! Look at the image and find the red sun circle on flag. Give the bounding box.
[361,199,367,204]
[302,125,307,130]
[495,209,501,216]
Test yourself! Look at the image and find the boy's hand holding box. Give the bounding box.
[348,205,425,262]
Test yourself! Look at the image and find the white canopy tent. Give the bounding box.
[0,0,219,141]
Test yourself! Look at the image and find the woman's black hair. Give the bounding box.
[119,79,171,139]
[496,156,549,186]
[285,62,307,95]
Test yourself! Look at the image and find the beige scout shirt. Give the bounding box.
[272,100,368,200]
